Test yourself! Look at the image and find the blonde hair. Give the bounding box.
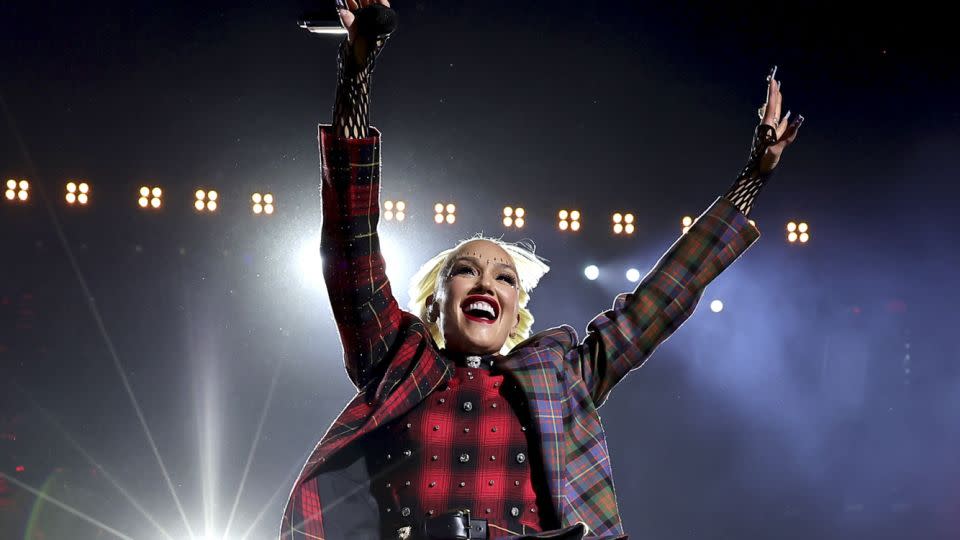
[407,235,549,355]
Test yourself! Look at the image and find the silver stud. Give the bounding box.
[511,507,520,517]
[491,426,498,432]
[493,381,500,387]
[491,402,497,408]
[405,480,411,486]
[462,401,473,412]
[432,455,439,461]
[530,507,536,513]
[463,427,470,433]
[490,455,496,461]
[428,510,435,516]
[433,425,440,431]
[387,453,392,460]
[401,507,411,517]
[488,480,494,486]
[387,507,391,513]
[515,480,520,486]
[403,449,412,457]
[516,452,526,463]
[486,508,491,513]
[429,481,436,487]
[459,453,470,463]
[459,481,466,487]
[406,423,412,429]
[439,398,445,404]
[386,482,391,488]
[521,426,527,432]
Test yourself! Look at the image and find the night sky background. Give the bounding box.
[1,1,959,539]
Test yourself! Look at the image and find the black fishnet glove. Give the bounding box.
[724,123,778,217]
[332,35,387,139]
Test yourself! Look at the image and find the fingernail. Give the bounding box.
[769,65,778,79]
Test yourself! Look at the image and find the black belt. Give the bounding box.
[420,509,488,539]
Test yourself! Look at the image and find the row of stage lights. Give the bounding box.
[4,179,810,242]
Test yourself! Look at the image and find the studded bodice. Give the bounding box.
[365,353,558,538]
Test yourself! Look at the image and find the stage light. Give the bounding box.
[252,192,275,215]
[681,215,693,234]
[138,185,162,209]
[383,199,406,222]
[5,179,28,203]
[710,299,724,313]
[64,181,90,205]
[502,206,525,228]
[612,212,635,235]
[195,189,218,212]
[787,221,810,244]
[435,202,456,224]
[558,209,581,232]
[626,268,640,283]
[584,265,600,281]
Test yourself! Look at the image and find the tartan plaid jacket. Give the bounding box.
[280,125,761,540]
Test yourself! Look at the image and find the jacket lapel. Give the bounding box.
[496,344,569,525]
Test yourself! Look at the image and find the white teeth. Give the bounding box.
[464,300,496,318]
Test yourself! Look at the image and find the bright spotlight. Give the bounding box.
[65,181,90,206]
[195,189,218,213]
[612,212,635,235]
[710,299,724,313]
[558,209,581,232]
[435,202,456,225]
[584,265,600,281]
[626,268,640,282]
[5,178,28,203]
[787,221,810,244]
[139,185,162,209]
[503,206,525,228]
[681,215,693,234]
[253,192,274,215]
[383,199,406,222]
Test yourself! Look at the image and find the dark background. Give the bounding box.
[1,1,958,538]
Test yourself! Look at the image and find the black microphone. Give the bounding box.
[299,3,398,40]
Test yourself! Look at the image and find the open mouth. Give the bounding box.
[461,295,499,325]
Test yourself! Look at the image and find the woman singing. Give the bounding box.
[282,1,804,538]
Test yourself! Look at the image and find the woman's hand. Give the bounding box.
[756,66,804,174]
[337,0,392,45]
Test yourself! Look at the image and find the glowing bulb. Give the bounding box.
[152,187,161,197]
[78,193,88,204]
[67,182,77,193]
[195,200,205,211]
[710,300,724,313]
[66,192,77,204]
[559,221,569,231]
[558,210,568,219]
[140,186,150,196]
[515,217,524,228]
[584,265,600,281]
[434,203,444,213]
[446,203,455,213]
[516,208,525,218]
[252,193,262,203]
[626,268,640,282]
[434,214,443,224]
[384,200,394,210]
[571,221,580,231]
[613,213,622,223]
[79,183,89,194]
[196,189,205,200]
[253,203,263,214]
[504,206,513,217]
[446,214,455,224]
[264,194,274,204]
[503,217,513,227]
[570,210,580,220]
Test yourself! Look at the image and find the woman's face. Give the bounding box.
[430,240,521,355]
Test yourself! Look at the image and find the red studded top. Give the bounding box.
[367,353,558,538]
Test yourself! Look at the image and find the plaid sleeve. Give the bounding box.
[319,124,405,390]
[569,196,761,407]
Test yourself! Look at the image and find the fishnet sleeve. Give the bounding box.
[723,123,778,217]
[332,36,387,139]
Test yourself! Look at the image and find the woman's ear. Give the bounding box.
[425,294,438,322]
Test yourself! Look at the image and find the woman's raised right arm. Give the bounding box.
[321,1,405,390]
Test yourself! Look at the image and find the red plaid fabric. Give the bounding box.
[367,356,559,537]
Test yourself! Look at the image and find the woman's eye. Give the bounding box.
[453,265,476,276]
[498,274,517,286]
